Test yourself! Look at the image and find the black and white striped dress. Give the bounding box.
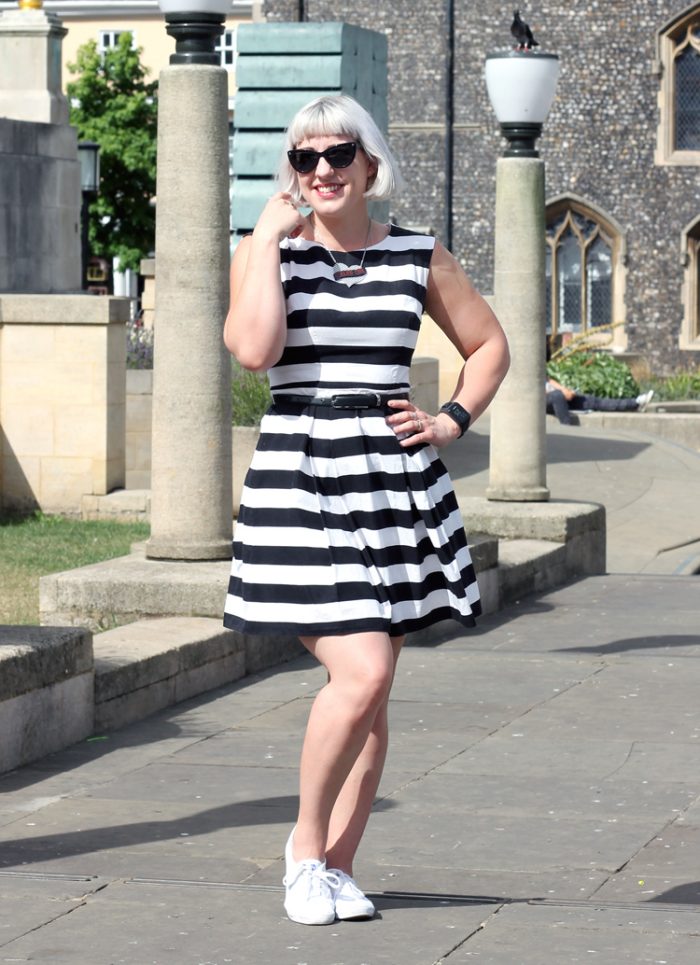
[224,225,481,637]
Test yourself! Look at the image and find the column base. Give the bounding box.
[145,537,232,562]
[485,485,551,502]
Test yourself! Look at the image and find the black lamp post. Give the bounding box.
[77,140,100,290]
[485,51,560,157]
[159,0,229,65]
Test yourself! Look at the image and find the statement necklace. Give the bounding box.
[314,218,373,285]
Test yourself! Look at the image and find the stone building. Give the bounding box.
[263,0,700,375]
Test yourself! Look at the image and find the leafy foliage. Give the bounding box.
[68,34,157,272]
[231,364,272,426]
[639,369,700,401]
[547,352,639,399]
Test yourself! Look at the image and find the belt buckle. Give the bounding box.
[331,392,382,409]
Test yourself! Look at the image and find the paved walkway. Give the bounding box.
[1,420,699,964]
[445,414,700,575]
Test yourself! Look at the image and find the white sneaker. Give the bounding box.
[283,830,337,926]
[328,869,376,920]
[636,389,654,411]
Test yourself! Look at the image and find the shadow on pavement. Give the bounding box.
[444,431,651,482]
[556,633,700,655]
[544,432,651,465]
[649,881,700,904]
[0,796,300,867]
[0,796,400,869]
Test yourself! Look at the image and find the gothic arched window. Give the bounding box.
[656,5,700,165]
[545,197,627,350]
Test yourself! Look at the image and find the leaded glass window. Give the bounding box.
[674,25,700,150]
[656,9,700,165]
[545,208,614,337]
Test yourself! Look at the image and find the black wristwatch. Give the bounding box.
[440,401,471,437]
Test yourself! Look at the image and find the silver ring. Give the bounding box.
[416,418,423,432]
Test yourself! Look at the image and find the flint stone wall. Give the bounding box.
[263,0,700,375]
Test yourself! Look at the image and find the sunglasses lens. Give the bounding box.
[287,150,317,174]
[326,143,357,168]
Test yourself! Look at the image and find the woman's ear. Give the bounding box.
[366,157,378,189]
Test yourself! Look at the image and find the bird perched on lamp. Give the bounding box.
[511,10,539,50]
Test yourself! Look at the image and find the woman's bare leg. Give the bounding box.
[290,631,396,863]
[325,635,404,874]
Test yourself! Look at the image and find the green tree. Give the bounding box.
[68,34,158,272]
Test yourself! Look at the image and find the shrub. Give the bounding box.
[639,369,700,402]
[231,364,271,426]
[547,351,639,399]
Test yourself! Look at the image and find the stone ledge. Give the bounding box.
[459,496,606,548]
[94,617,250,731]
[81,489,151,523]
[0,626,94,773]
[498,538,568,601]
[0,293,131,325]
[0,625,92,701]
[565,411,700,451]
[39,553,231,632]
[93,616,304,732]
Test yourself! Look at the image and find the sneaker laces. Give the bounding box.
[284,861,340,899]
[328,869,363,897]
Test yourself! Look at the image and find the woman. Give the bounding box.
[223,94,509,926]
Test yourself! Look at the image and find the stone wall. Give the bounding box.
[261,0,700,375]
[0,294,130,513]
[0,117,81,293]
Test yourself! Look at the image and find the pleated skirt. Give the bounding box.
[223,399,481,637]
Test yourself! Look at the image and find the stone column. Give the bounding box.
[145,65,232,561]
[486,157,549,502]
[0,2,69,124]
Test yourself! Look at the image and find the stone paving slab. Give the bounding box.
[446,901,700,963]
[0,873,108,948]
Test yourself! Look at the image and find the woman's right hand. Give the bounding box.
[254,192,308,244]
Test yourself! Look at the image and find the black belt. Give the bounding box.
[273,392,408,410]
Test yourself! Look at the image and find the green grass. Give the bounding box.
[0,512,150,625]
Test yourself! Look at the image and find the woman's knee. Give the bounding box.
[304,632,396,716]
[348,656,393,713]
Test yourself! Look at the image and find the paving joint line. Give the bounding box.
[5,872,700,918]
[0,877,112,950]
[436,901,508,964]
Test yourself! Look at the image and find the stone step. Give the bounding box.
[94,617,248,732]
[0,626,93,774]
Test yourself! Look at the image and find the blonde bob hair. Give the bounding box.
[278,94,404,205]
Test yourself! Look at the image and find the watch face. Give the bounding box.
[441,402,471,435]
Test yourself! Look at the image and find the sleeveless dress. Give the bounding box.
[223,224,481,637]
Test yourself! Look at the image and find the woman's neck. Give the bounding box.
[309,211,374,252]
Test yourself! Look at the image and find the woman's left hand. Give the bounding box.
[386,399,461,449]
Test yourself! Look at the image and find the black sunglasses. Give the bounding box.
[287,141,358,174]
